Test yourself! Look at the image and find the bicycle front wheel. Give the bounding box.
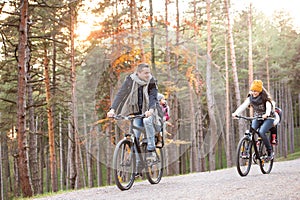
[258,141,274,174]
[236,137,252,177]
[145,148,164,184]
[113,139,136,190]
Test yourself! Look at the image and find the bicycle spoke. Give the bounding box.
[259,142,273,174]
[146,148,163,184]
[113,140,135,190]
[236,137,252,176]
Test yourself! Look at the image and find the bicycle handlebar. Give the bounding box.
[109,114,146,120]
[235,115,264,121]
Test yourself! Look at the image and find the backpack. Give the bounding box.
[275,107,282,123]
[151,102,164,132]
[156,102,164,124]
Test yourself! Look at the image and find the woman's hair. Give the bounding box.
[261,87,272,103]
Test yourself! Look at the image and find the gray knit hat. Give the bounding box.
[157,93,164,101]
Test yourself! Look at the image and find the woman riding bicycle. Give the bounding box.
[232,80,275,161]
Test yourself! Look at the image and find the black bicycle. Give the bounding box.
[235,116,274,176]
[111,114,164,190]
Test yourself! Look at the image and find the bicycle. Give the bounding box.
[111,114,164,190]
[235,115,274,177]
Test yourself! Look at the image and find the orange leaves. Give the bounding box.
[111,48,148,76]
[186,66,203,93]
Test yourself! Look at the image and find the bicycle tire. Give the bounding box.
[113,139,136,190]
[258,141,273,174]
[236,137,252,177]
[145,148,164,184]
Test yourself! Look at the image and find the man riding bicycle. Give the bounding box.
[107,63,159,154]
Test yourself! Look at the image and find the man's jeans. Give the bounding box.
[252,118,274,153]
[133,115,156,151]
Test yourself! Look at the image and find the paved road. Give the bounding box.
[35,158,300,200]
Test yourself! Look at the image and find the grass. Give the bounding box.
[276,150,300,162]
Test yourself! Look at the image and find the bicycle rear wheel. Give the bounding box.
[258,141,273,174]
[145,148,164,184]
[113,139,136,190]
[236,137,252,176]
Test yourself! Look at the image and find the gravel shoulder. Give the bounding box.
[34,158,300,200]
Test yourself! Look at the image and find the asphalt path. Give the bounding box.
[34,158,300,200]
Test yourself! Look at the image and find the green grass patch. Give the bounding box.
[276,150,300,162]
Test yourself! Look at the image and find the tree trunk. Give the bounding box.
[225,34,233,167]
[27,73,40,195]
[0,139,3,200]
[248,3,254,117]
[83,107,93,188]
[287,87,294,153]
[148,0,157,75]
[97,126,103,186]
[192,0,206,172]
[132,0,145,61]
[248,3,253,87]
[0,114,12,200]
[282,84,288,158]
[105,125,112,185]
[44,45,58,192]
[165,0,171,81]
[37,117,44,194]
[188,71,197,172]
[69,4,78,189]
[206,0,217,171]
[224,0,243,139]
[17,0,33,197]
[59,112,64,190]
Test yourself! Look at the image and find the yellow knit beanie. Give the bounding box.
[250,80,263,92]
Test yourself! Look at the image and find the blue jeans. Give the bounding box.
[252,118,274,153]
[133,115,156,151]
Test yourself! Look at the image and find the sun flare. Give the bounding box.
[75,0,300,41]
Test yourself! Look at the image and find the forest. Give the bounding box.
[0,0,299,198]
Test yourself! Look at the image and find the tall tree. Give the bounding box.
[248,2,254,117]
[17,0,33,197]
[148,0,157,75]
[69,3,78,189]
[224,0,242,138]
[43,45,58,192]
[248,2,253,86]
[224,33,233,167]
[206,0,217,171]
[132,0,145,61]
[192,0,206,172]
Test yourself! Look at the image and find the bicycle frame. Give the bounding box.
[236,115,274,176]
[112,114,164,190]
[248,125,262,162]
[127,119,148,168]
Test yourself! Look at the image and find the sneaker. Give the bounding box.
[271,139,277,145]
[135,173,141,178]
[241,152,249,159]
[156,133,163,148]
[146,152,157,161]
[156,141,163,148]
[265,152,274,162]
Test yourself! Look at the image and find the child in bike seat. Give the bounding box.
[269,105,282,145]
[232,80,275,161]
[156,93,170,148]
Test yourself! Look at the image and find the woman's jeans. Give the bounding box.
[133,115,156,151]
[252,118,274,154]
